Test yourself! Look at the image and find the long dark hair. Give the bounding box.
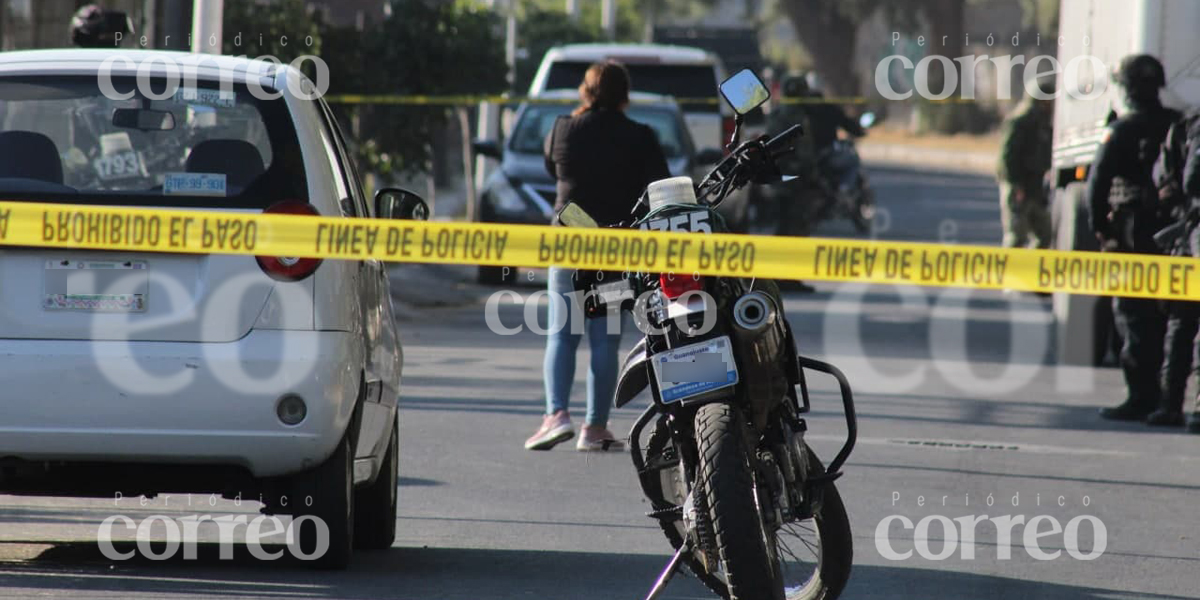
[573,60,631,116]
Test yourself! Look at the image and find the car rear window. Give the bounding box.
[0,75,306,208]
[544,61,720,113]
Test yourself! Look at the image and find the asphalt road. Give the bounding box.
[1,165,1197,599]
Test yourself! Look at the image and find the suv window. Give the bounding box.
[544,62,720,113]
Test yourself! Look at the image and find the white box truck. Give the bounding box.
[1051,0,1200,365]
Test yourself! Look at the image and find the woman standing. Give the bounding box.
[524,61,671,451]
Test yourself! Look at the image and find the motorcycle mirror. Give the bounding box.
[557,202,599,228]
[719,69,770,116]
[859,112,877,129]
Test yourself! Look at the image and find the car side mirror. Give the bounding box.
[695,147,724,165]
[472,139,502,159]
[375,188,429,221]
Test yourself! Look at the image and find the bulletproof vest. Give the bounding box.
[1108,108,1178,209]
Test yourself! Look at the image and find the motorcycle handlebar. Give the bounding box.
[765,124,804,156]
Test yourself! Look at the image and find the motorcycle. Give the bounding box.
[557,70,857,600]
[819,128,876,234]
[750,112,877,237]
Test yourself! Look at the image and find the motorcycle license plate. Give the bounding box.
[652,336,738,403]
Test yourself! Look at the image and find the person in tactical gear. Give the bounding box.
[762,74,818,292]
[1151,109,1200,429]
[801,72,866,158]
[71,4,133,48]
[996,80,1055,249]
[1089,54,1183,422]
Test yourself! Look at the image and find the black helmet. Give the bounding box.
[71,4,133,48]
[1114,54,1166,91]
[781,74,809,98]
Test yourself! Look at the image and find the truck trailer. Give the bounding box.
[1051,0,1200,365]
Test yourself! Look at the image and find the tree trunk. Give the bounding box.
[921,0,965,93]
[457,106,476,222]
[779,0,860,97]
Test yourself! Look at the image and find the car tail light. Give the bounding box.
[256,201,322,282]
[722,116,736,152]
[660,273,705,300]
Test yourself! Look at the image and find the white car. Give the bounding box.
[0,49,423,567]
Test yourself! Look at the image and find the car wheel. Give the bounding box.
[354,415,398,550]
[478,265,516,285]
[290,429,354,569]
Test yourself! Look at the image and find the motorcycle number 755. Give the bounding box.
[641,210,711,234]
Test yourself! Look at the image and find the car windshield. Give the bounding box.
[0,75,306,208]
[509,104,689,158]
[544,62,719,112]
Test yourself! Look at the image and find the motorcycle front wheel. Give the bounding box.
[695,403,852,600]
[850,177,876,235]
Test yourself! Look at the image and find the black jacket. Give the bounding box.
[803,101,864,152]
[1087,99,1181,240]
[544,108,671,226]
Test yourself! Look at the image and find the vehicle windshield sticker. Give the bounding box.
[92,151,143,181]
[173,87,236,108]
[163,172,227,197]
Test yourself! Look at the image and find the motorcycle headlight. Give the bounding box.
[489,173,530,214]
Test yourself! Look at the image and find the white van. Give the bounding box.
[529,43,732,157]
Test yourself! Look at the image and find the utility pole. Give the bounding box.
[191,0,222,54]
[159,0,192,50]
[601,0,616,40]
[565,0,579,22]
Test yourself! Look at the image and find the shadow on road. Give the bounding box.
[2,542,712,599]
[844,564,1194,599]
[0,543,1191,599]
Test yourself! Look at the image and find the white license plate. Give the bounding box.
[652,336,738,403]
[44,259,148,312]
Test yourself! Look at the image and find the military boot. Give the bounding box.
[1099,400,1156,421]
[1186,413,1200,434]
[1145,408,1185,426]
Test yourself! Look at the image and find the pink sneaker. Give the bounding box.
[525,411,574,450]
[576,425,626,452]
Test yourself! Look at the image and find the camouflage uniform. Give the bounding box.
[996,98,1054,249]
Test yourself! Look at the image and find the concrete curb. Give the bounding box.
[388,263,489,318]
[859,142,997,175]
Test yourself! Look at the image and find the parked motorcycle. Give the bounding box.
[558,69,857,600]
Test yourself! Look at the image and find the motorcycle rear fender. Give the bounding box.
[614,338,650,408]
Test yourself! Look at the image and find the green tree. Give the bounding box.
[323,0,508,178]
[513,6,601,93]
[223,0,321,64]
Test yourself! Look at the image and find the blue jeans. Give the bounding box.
[543,267,622,426]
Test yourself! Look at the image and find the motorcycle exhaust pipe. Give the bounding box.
[732,291,777,333]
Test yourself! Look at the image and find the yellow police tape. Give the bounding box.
[323,94,866,106]
[324,94,972,106]
[1,200,1195,301]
